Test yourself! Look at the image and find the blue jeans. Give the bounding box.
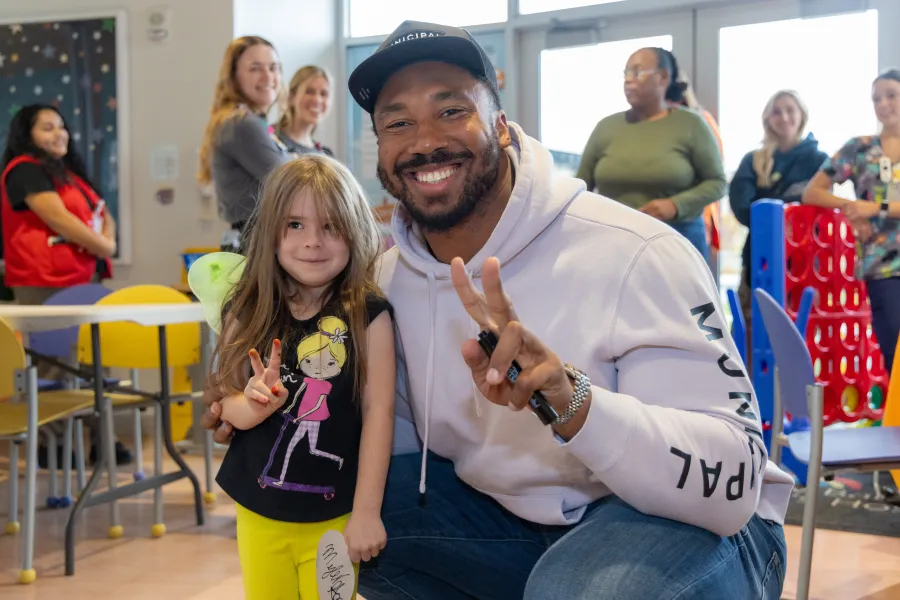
[670,215,710,263]
[359,453,786,599]
[866,276,900,374]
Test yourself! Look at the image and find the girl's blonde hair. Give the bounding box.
[752,90,809,188]
[211,154,383,397]
[297,316,348,368]
[197,36,284,185]
[277,65,332,134]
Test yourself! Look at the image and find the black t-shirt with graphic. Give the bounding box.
[216,294,392,523]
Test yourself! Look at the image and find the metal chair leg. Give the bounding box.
[133,408,145,481]
[797,384,825,600]
[6,440,20,534]
[61,419,74,506]
[74,419,86,492]
[151,404,165,538]
[46,431,60,508]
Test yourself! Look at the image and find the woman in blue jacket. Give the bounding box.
[729,90,827,365]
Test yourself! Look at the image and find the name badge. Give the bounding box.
[92,200,106,234]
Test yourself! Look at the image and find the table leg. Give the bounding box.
[64,323,117,577]
[64,430,107,576]
[157,326,204,526]
[19,366,38,584]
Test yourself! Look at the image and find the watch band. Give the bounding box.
[879,200,890,219]
[554,364,591,426]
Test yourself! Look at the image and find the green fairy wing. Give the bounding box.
[187,252,246,335]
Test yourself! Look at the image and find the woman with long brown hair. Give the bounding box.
[197,36,289,251]
[276,66,334,157]
[200,155,396,598]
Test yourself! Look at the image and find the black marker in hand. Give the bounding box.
[477,330,559,425]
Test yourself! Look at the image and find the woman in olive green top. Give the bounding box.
[576,47,726,260]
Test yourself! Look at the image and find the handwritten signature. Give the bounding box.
[320,544,351,600]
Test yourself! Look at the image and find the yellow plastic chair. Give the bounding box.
[76,284,204,537]
[0,316,95,584]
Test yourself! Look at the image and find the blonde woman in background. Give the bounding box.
[276,66,335,157]
[198,36,290,252]
[729,90,827,367]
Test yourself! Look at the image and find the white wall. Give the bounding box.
[234,0,339,154]
[1,0,339,289]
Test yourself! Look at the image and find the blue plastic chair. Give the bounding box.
[726,288,746,365]
[754,288,900,600]
[23,284,114,507]
[30,284,113,390]
[26,284,146,506]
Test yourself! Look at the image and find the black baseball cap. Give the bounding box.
[348,20,500,115]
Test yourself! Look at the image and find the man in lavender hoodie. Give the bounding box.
[205,20,793,600]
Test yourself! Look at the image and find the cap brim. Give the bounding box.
[349,36,489,114]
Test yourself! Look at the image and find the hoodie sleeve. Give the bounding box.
[561,232,766,537]
[669,115,727,219]
[728,152,758,228]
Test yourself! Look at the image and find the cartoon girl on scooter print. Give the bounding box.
[258,316,347,496]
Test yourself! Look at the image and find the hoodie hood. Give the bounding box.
[387,122,585,495]
[391,122,586,279]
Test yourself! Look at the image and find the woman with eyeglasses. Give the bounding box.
[576,47,726,260]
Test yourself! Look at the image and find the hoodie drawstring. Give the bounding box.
[419,271,438,497]
[469,269,483,418]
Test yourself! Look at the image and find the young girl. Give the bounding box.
[203,154,395,598]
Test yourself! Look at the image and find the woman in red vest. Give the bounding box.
[1,104,115,301]
[1,104,131,467]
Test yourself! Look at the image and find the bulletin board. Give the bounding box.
[0,11,131,263]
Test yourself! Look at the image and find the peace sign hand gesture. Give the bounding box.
[451,257,581,434]
[244,338,289,411]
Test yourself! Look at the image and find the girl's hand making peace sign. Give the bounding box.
[244,338,289,411]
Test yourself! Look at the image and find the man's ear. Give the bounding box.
[495,110,511,150]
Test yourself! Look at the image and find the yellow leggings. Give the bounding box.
[235,503,357,599]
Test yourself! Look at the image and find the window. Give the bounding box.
[718,10,879,176]
[539,35,672,168]
[519,0,624,15]
[347,0,507,38]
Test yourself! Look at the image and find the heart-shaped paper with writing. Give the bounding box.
[316,529,355,600]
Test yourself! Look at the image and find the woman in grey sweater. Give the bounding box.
[197,36,290,251]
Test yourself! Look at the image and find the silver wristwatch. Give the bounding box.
[553,364,591,426]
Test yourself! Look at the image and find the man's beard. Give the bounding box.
[377,136,502,233]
